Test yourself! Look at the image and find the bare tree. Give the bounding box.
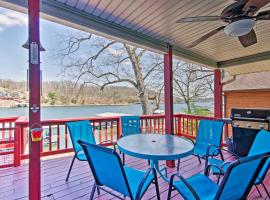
[56,32,163,114]
[173,62,213,114]
[147,54,164,112]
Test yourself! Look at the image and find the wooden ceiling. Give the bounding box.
[1,0,270,75]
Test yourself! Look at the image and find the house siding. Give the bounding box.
[224,90,270,137]
[224,90,270,118]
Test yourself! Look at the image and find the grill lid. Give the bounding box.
[231,108,270,120]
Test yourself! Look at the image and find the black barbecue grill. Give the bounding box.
[231,108,270,157]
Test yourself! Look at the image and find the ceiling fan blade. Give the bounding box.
[185,26,225,48]
[238,29,257,47]
[176,16,223,23]
[256,10,270,20]
[243,0,270,15]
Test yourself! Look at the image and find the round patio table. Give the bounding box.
[117,133,194,182]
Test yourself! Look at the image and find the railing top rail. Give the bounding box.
[14,113,216,126]
[0,116,19,123]
[141,113,215,120]
[15,116,121,126]
[176,113,216,120]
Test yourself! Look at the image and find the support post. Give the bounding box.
[214,69,222,119]
[28,0,41,199]
[164,44,175,168]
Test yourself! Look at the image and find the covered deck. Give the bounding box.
[0,0,270,199]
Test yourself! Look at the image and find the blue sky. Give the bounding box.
[0,7,78,81]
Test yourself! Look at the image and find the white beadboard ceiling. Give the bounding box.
[1,0,270,75]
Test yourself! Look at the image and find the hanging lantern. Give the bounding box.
[30,127,43,142]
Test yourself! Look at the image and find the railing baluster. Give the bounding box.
[196,119,198,137]
[182,116,185,135]
[57,125,60,150]
[150,118,152,133]
[154,119,156,133]
[161,118,164,134]
[105,122,108,141]
[110,121,113,142]
[117,117,121,140]
[9,122,12,139]
[191,118,194,136]
[65,125,68,149]
[99,122,102,144]
[146,119,149,132]
[3,122,6,140]
[158,118,160,134]
[93,122,96,141]
[49,125,52,151]
[178,115,181,136]
[174,117,177,135]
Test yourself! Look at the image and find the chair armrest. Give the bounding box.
[206,144,221,158]
[217,147,240,158]
[206,144,240,158]
[100,140,116,151]
[204,164,223,183]
[169,174,200,200]
[135,168,154,200]
[221,161,231,168]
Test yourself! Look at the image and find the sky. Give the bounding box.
[0,7,79,82]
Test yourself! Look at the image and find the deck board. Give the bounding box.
[0,152,269,200]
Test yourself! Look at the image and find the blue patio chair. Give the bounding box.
[206,129,270,198]
[168,152,270,200]
[177,119,224,171]
[121,115,141,137]
[65,120,115,182]
[121,115,143,165]
[78,140,160,200]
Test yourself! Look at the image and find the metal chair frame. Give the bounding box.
[168,153,270,200]
[177,119,224,172]
[65,120,115,182]
[79,141,160,200]
[205,131,270,198]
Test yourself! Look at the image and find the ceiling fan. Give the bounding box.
[176,0,270,48]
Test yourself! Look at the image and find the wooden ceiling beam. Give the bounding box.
[218,51,270,68]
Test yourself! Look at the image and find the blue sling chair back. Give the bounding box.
[168,152,270,200]
[121,115,141,137]
[120,115,144,165]
[66,120,96,182]
[206,129,270,198]
[78,140,160,200]
[177,119,224,171]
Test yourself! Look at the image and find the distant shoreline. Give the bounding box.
[41,103,130,107]
[0,103,131,108]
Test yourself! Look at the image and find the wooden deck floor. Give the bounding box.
[0,152,269,200]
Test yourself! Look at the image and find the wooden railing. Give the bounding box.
[15,117,121,164]
[0,116,18,168]
[0,113,226,168]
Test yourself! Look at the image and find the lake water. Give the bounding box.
[0,102,213,120]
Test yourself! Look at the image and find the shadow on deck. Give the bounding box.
[0,152,269,200]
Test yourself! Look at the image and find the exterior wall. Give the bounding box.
[224,90,270,118]
[224,90,270,137]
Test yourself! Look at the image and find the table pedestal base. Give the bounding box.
[151,160,169,182]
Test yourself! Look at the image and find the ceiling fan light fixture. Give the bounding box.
[224,19,255,37]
